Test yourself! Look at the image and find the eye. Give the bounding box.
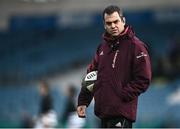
[114,20,119,24]
[106,22,112,26]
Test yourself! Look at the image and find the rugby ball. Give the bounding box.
[82,71,97,92]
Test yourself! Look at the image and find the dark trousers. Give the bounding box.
[101,116,133,128]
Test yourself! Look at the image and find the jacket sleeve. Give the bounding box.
[78,45,100,107]
[120,42,152,102]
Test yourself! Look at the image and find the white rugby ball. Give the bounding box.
[85,71,98,81]
[83,71,98,92]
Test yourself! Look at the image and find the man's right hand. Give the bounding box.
[77,105,86,118]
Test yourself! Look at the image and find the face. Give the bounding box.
[104,12,125,37]
[39,84,48,95]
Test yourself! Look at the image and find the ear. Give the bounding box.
[104,25,107,30]
[103,21,106,30]
[122,17,126,24]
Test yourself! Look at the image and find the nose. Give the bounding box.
[111,23,115,28]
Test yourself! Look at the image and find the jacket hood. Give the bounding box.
[102,25,135,43]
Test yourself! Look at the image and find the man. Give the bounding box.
[34,80,58,128]
[61,85,85,128]
[77,5,151,128]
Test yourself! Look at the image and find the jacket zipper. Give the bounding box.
[112,50,119,68]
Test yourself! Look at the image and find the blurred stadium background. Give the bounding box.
[0,0,180,128]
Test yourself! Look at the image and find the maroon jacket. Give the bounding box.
[78,26,152,122]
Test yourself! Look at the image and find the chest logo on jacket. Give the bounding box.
[136,52,147,59]
[100,51,104,56]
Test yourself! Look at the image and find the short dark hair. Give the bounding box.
[102,5,123,21]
